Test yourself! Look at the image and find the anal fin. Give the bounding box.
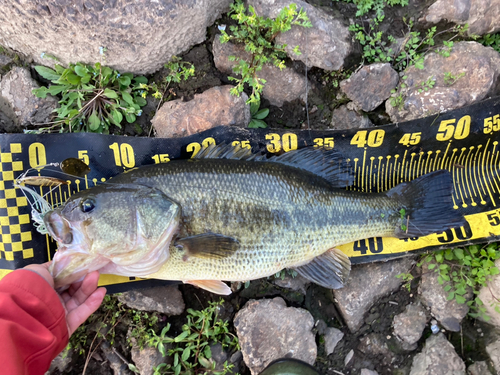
[293,248,351,289]
[185,280,232,295]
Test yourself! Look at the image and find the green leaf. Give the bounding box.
[34,66,61,81]
[248,119,267,128]
[135,96,147,107]
[198,356,211,368]
[134,76,148,84]
[181,347,191,362]
[121,91,135,105]
[74,65,88,77]
[66,73,81,85]
[254,108,269,119]
[32,87,49,98]
[103,88,119,99]
[110,109,123,125]
[118,75,132,87]
[455,294,466,304]
[428,263,436,270]
[88,112,100,131]
[80,74,91,84]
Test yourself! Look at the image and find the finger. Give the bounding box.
[24,264,54,288]
[66,287,106,336]
[64,271,101,312]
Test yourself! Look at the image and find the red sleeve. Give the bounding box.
[0,269,69,375]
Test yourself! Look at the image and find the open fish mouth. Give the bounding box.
[45,211,73,245]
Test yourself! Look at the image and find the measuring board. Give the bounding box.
[1,96,500,291]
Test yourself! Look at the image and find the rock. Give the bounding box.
[151,85,250,138]
[361,370,379,375]
[0,53,12,71]
[418,268,470,332]
[422,0,500,36]
[209,343,242,374]
[249,0,351,71]
[333,256,415,332]
[131,345,168,375]
[340,63,399,112]
[213,38,310,106]
[117,285,184,315]
[100,340,131,375]
[234,297,317,375]
[358,333,396,367]
[330,104,372,130]
[477,258,500,327]
[344,349,354,366]
[0,109,15,133]
[272,273,309,294]
[0,0,231,75]
[0,67,58,129]
[486,338,500,374]
[392,303,428,351]
[386,41,500,123]
[467,360,494,375]
[324,327,344,356]
[409,333,466,375]
[48,348,73,373]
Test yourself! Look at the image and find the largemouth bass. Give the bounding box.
[44,145,465,294]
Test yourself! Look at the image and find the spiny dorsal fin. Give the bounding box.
[175,233,239,259]
[194,143,353,188]
[293,248,351,289]
[185,280,232,295]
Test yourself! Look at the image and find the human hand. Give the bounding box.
[24,262,106,336]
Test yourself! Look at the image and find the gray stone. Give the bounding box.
[333,256,416,332]
[418,268,470,332]
[361,370,379,375]
[0,0,231,75]
[213,38,310,107]
[477,258,500,327]
[386,42,500,123]
[330,103,372,130]
[422,0,500,36]
[272,273,309,294]
[117,285,184,316]
[340,63,399,112]
[486,338,500,374]
[48,348,73,373]
[324,327,344,356]
[131,345,169,375]
[0,67,58,129]
[249,0,351,71]
[393,303,428,350]
[100,340,131,375]
[234,297,317,375]
[151,85,250,138]
[0,109,16,133]
[0,54,12,70]
[209,343,242,374]
[467,360,494,375]
[409,333,466,375]
[358,333,396,367]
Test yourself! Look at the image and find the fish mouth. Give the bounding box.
[44,210,73,245]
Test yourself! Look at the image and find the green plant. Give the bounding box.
[148,300,240,375]
[32,62,148,133]
[248,99,269,128]
[333,0,408,17]
[399,208,407,231]
[443,71,465,86]
[418,243,500,320]
[396,272,414,292]
[219,0,312,103]
[417,76,436,93]
[479,33,500,53]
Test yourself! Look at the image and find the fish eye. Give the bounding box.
[80,199,95,213]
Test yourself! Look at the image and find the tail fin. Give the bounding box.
[386,170,466,238]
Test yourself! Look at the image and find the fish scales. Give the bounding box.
[44,146,465,293]
[110,159,400,281]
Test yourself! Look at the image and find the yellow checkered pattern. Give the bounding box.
[0,143,34,261]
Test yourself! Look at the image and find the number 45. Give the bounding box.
[399,132,421,146]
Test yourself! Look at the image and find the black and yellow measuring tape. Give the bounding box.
[1,96,500,291]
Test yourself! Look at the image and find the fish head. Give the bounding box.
[44,184,181,289]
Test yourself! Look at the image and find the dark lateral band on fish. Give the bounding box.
[42,144,465,294]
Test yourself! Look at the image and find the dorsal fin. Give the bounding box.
[194,143,353,188]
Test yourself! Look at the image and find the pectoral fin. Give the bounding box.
[175,233,239,259]
[293,248,351,289]
[185,280,232,295]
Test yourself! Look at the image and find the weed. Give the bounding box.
[417,76,436,93]
[396,272,414,292]
[32,62,148,133]
[219,0,311,104]
[248,99,269,128]
[333,0,408,17]
[479,33,500,53]
[399,208,407,232]
[418,243,500,320]
[148,300,239,375]
[443,71,465,86]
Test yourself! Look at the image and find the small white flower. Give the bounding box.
[218,24,226,31]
